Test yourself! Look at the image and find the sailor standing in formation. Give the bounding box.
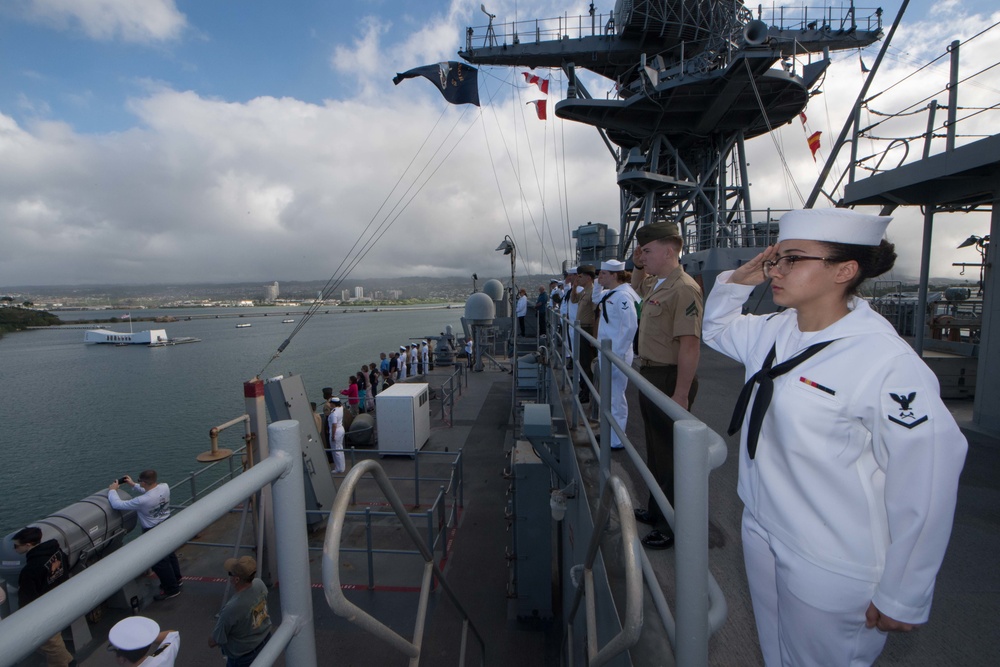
[595,259,640,450]
[703,208,967,665]
[570,265,598,404]
[326,397,346,474]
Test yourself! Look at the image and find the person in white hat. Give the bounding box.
[702,208,967,665]
[595,260,641,449]
[326,397,346,474]
[408,342,419,376]
[107,616,179,666]
[398,346,408,380]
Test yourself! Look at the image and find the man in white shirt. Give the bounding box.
[109,470,182,601]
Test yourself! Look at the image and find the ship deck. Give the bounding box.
[30,345,1000,666]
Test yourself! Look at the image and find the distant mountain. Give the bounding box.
[3,274,567,304]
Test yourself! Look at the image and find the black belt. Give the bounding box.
[639,359,676,368]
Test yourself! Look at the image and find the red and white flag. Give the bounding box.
[527,99,547,120]
[122,313,130,320]
[523,72,549,94]
[799,112,807,126]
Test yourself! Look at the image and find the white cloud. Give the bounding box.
[0,1,994,287]
[26,0,187,43]
[331,16,390,90]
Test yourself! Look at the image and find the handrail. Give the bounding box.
[321,459,486,667]
[0,420,317,667]
[547,308,728,665]
[566,476,643,667]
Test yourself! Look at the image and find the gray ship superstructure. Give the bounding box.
[461,1,883,287]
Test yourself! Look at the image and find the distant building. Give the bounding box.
[264,281,279,302]
[354,286,364,299]
[341,289,350,301]
[388,289,403,300]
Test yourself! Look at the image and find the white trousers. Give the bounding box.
[600,349,632,448]
[742,510,888,666]
[331,426,345,473]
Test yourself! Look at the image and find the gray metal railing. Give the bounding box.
[439,362,467,425]
[548,308,728,666]
[0,420,318,667]
[566,476,643,667]
[322,459,486,667]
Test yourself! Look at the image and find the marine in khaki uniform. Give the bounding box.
[630,221,703,550]
[570,265,597,402]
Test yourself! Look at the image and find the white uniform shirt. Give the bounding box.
[567,286,582,324]
[143,630,180,666]
[327,406,344,437]
[596,283,640,359]
[108,482,171,529]
[516,295,528,317]
[703,271,967,623]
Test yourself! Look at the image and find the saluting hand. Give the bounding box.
[730,245,777,286]
[865,602,915,633]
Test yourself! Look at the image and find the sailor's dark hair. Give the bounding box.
[819,239,897,296]
[13,526,42,546]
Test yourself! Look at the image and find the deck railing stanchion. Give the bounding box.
[258,420,317,667]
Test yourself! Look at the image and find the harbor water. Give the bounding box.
[0,306,463,535]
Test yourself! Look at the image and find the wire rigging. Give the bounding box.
[744,59,806,207]
[257,87,485,377]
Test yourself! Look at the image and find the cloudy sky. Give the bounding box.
[0,0,996,287]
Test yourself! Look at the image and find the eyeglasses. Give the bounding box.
[762,255,832,278]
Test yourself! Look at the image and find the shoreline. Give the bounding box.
[24,303,466,329]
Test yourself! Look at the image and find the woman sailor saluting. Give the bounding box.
[702,208,967,666]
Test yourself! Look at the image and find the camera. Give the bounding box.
[117,476,130,485]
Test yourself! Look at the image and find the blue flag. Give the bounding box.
[392,62,480,106]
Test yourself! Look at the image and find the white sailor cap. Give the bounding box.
[600,260,626,272]
[331,396,341,404]
[566,267,578,275]
[399,345,406,350]
[109,616,159,651]
[777,208,892,246]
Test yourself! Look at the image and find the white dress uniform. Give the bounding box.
[409,345,418,375]
[596,282,640,449]
[703,271,967,666]
[398,347,407,380]
[327,402,346,473]
[560,284,572,356]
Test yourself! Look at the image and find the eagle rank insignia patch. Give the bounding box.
[887,391,929,429]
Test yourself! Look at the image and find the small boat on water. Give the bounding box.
[282,319,295,323]
[236,323,252,328]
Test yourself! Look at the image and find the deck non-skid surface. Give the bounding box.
[24,349,1000,666]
